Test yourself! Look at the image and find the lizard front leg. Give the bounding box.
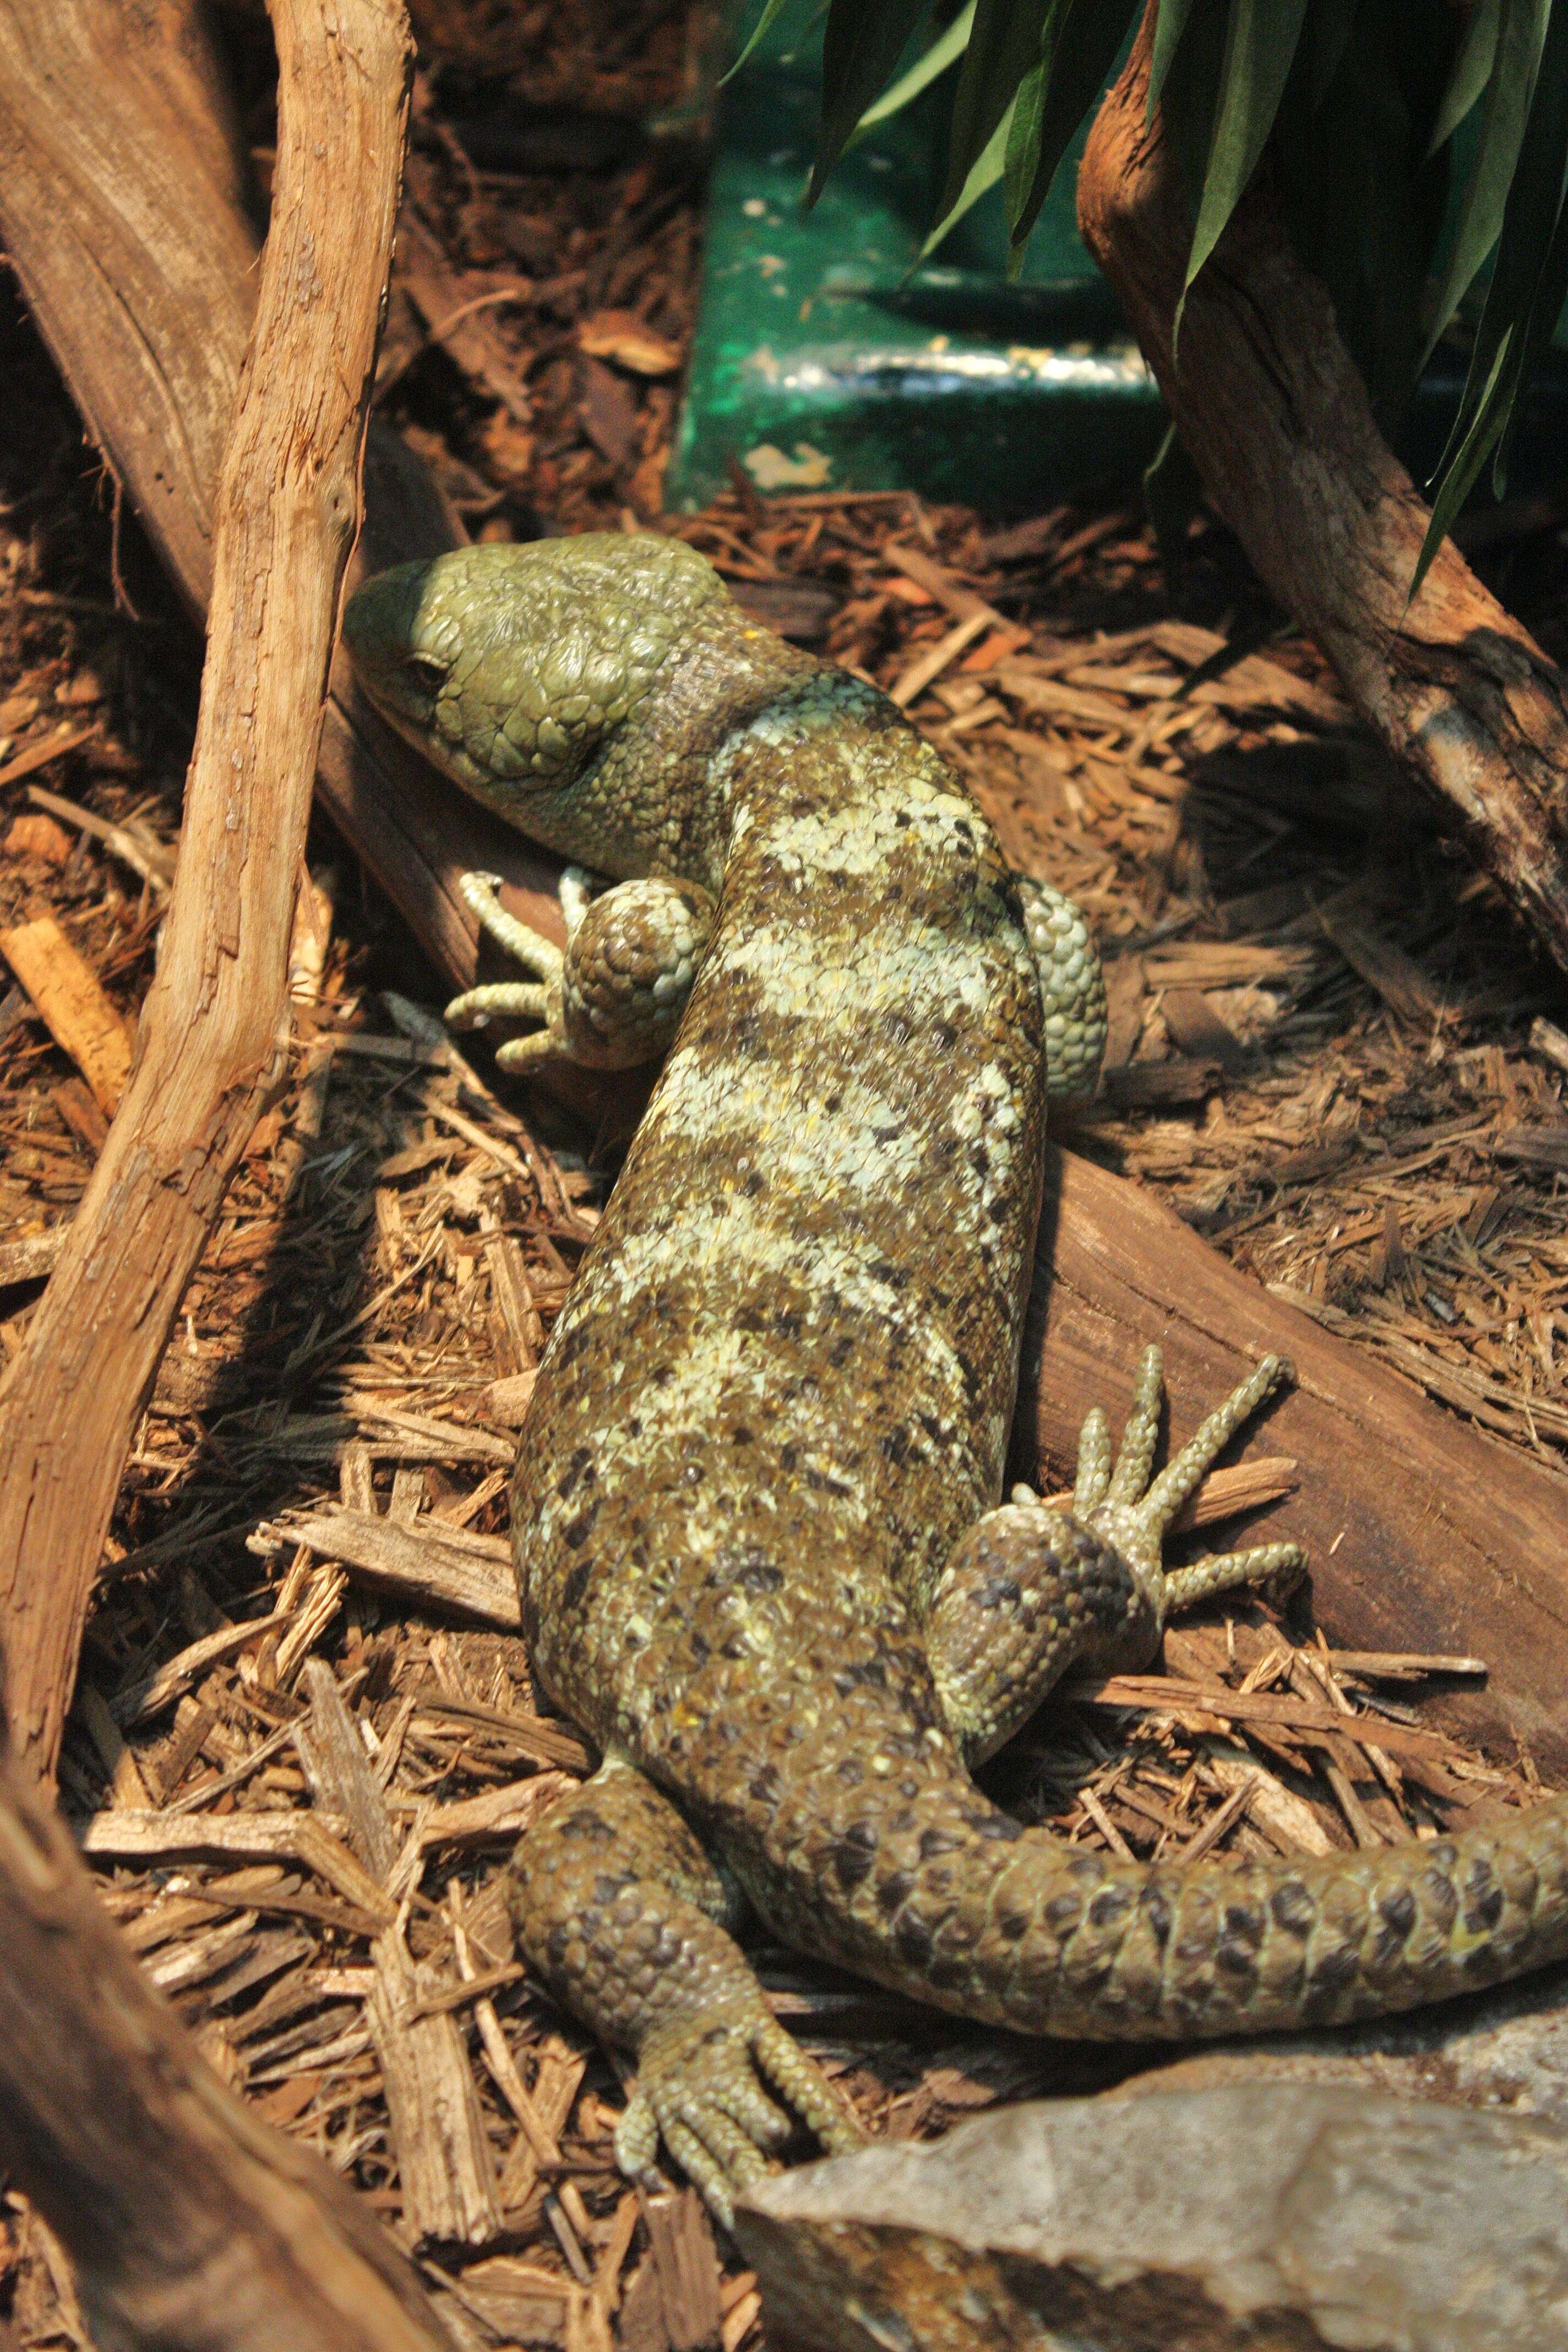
[930,1349,1305,1766]
[448,867,715,1072]
[507,1756,864,2225]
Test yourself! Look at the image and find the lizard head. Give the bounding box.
[343,533,728,815]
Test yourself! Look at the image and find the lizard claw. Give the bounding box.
[1079,1346,1307,1625]
[615,2000,866,2228]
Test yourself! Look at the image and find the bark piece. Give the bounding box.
[737,2087,1568,2351]
[299,1662,504,2249]
[1020,1147,1568,1780]
[0,0,414,1783]
[1077,3,1568,972]
[0,1226,68,1291]
[0,914,133,1113]
[641,2192,725,2352]
[397,209,534,428]
[0,1757,455,2352]
[7,812,74,865]
[257,1506,522,1632]
[80,1807,397,1926]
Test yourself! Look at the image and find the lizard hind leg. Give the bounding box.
[507,1758,863,2228]
[929,1349,1305,1768]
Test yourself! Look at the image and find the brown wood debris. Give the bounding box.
[2,0,1567,2343]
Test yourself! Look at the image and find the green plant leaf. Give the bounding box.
[1411,331,1514,600]
[1420,0,1550,364]
[857,0,975,131]
[1148,0,1199,117]
[1179,0,1311,312]
[1004,52,1049,239]
[723,0,800,85]
[938,0,1052,221]
[810,0,933,201]
[1160,0,1228,214]
[1430,0,1568,489]
[1427,0,1502,154]
[919,98,1014,260]
[1006,0,1141,253]
[1306,0,1356,111]
[1275,3,1456,427]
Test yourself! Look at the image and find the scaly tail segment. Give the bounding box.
[992,1796,1568,2039]
[723,1346,1568,2044]
[732,1680,1568,2042]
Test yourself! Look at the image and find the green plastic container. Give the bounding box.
[666,9,1163,515]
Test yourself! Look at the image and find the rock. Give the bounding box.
[736,2085,1568,2350]
[1106,1959,1568,2128]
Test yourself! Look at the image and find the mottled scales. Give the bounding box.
[346,535,1568,2224]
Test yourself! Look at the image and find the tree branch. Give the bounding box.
[0,0,414,1782]
[1076,2,1568,974]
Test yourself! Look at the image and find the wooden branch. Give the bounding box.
[0,0,567,994]
[0,1756,456,2352]
[0,0,413,1783]
[1076,3,1568,975]
[1022,1148,1568,1782]
[3,0,1565,1824]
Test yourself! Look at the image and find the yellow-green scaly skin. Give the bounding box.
[346,535,1568,2212]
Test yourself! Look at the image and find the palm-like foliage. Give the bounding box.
[737,0,1568,590]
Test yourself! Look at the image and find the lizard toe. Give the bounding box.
[750,2015,867,2155]
[619,2005,867,2220]
[656,2118,758,2231]
[613,2086,660,2185]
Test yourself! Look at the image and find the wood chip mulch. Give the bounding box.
[2,1,1566,2344]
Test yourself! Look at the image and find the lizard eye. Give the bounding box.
[402,654,448,694]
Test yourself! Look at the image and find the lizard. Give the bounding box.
[345,532,1568,2222]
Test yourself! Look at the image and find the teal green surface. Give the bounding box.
[666,9,1163,515]
[666,7,1568,519]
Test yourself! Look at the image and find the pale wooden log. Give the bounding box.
[0,1758,455,2352]
[1077,2,1568,972]
[0,0,567,994]
[0,0,412,1781]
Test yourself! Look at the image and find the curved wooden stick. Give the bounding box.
[0,0,414,1783]
[1077,3,1568,974]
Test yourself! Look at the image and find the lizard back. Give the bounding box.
[516,671,1049,1771]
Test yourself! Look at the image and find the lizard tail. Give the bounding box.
[745,1724,1568,2041]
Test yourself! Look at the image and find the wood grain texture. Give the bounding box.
[1077,2,1568,973]
[0,1757,455,2352]
[0,0,565,996]
[0,0,413,1781]
[1023,1147,1568,1779]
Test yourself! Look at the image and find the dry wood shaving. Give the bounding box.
[3,0,1567,2342]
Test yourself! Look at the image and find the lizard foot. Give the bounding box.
[616,2000,866,2230]
[1079,1344,1307,1613]
[446,865,714,1072]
